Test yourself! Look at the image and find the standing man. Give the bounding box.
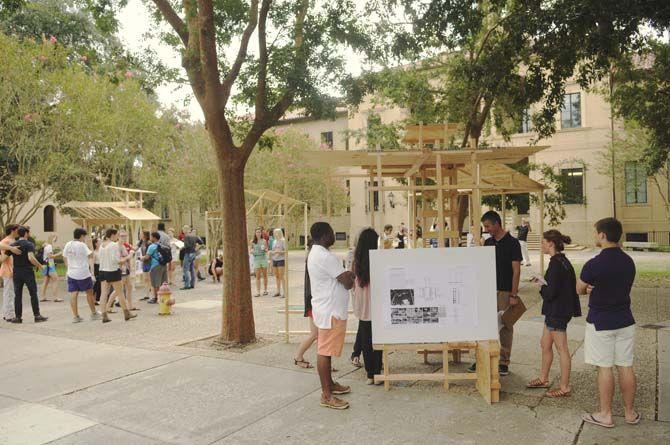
[10,227,48,323]
[181,227,202,290]
[578,217,639,428]
[469,210,522,376]
[307,222,355,410]
[1,224,19,321]
[62,228,101,322]
[516,219,532,266]
[143,232,169,303]
[156,222,171,249]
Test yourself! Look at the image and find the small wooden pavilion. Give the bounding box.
[63,186,161,243]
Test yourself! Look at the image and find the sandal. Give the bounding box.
[351,356,362,368]
[294,358,313,369]
[546,388,571,398]
[581,413,614,429]
[254,294,261,298]
[54,298,64,302]
[40,298,50,302]
[625,413,641,425]
[262,291,268,296]
[527,378,550,388]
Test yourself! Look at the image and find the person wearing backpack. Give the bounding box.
[39,235,63,303]
[143,232,170,304]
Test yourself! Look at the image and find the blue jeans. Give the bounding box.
[182,252,196,288]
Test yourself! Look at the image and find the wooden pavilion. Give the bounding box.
[304,127,549,271]
[63,186,161,243]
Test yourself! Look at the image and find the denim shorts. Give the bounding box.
[545,316,571,332]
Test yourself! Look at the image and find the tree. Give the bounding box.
[146,0,371,343]
[0,32,174,228]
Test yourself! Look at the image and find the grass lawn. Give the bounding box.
[572,262,670,288]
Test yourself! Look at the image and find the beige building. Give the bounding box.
[274,81,670,246]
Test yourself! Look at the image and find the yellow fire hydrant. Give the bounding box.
[157,282,174,315]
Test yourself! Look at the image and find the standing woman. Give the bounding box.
[352,227,383,384]
[41,235,63,302]
[92,238,102,303]
[250,227,269,297]
[527,230,582,397]
[98,228,136,323]
[293,239,317,369]
[167,228,179,285]
[271,228,286,297]
[117,230,137,312]
[137,231,152,300]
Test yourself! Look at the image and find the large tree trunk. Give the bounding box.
[216,148,256,344]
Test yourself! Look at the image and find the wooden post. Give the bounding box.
[539,191,545,273]
[304,204,308,251]
[436,154,445,247]
[284,247,290,343]
[501,194,506,230]
[205,210,210,258]
[383,346,390,390]
[369,172,376,228]
[376,147,383,226]
[442,345,450,390]
[470,147,482,235]
[409,175,415,248]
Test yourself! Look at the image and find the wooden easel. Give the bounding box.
[373,340,501,404]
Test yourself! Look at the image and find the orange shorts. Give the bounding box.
[317,317,347,357]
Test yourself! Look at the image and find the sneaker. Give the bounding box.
[72,315,84,323]
[147,298,157,304]
[10,318,22,324]
[467,363,477,373]
[34,315,48,323]
[90,311,102,321]
[525,263,532,267]
[179,287,190,291]
[499,364,510,376]
[140,296,150,301]
[331,383,351,395]
[320,396,349,410]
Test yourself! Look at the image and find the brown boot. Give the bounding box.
[124,309,137,321]
[102,313,111,323]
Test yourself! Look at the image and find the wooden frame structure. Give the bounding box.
[304,131,548,404]
[205,189,309,344]
[63,186,160,243]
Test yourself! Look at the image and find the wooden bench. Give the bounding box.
[623,241,658,251]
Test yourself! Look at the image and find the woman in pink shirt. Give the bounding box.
[352,227,383,385]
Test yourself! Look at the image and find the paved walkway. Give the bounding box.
[0,250,669,444]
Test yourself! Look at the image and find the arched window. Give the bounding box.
[44,205,55,232]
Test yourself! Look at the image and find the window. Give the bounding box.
[43,205,55,232]
[625,232,648,242]
[561,168,584,204]
[625,162,647,204]
[320,131,333,150]
[366,180,380,212]
[561,93,581,129]
[519,108,533,133]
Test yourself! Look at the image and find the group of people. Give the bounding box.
[295,213,640,427]
[0,222,209,324]
[249,226,287,298]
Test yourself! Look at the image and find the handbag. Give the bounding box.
[501,296,527,328]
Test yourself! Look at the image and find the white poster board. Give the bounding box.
[370,247,498,344]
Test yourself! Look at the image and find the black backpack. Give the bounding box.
[35,246,46,265]
[156,244,172,265]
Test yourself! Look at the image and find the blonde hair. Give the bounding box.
[273,228,285,240]
[47,234,57,244]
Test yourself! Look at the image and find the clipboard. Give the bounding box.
[501,296,527,328]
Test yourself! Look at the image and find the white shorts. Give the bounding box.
[584,322,635,367]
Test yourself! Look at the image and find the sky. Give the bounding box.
[117,0,371,123]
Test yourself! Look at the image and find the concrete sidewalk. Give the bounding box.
[0,251,669,444]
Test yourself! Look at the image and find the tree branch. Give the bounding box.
[196,0,222,100]
[255,0,272,120]
[221,0,259,104]
[151,0,189,46]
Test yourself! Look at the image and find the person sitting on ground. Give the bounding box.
[209,255,223,283]
[578,217,640,429]
[527,230,581,397]
[307,222,355,410]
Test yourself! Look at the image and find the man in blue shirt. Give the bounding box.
[577,217,639,428]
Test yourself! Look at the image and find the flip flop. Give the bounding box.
[294,358,313,369]
[546,388,571,398]
[54,298,64,302]
[526,378,550,388]
[350,356,362,368]
[625,413,641,425]
[582,413,614,429]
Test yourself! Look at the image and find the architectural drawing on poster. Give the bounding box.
[384,264,478,328]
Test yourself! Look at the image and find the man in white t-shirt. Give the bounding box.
[62,228,101,323]
[307,222,355,410]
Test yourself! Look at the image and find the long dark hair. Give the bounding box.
[252,227,262,245]
[353,228,379,288]
[543,229,571,252]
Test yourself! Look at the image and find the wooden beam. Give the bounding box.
[404,151,432,178]
[436,154,445,248]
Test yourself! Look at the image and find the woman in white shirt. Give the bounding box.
[98,228,136,323]
[40,234,63,302]
[167,228,180,285]
[270,228,286,297]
